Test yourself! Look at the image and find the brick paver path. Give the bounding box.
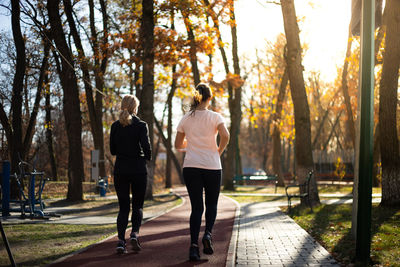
[234,202,339,267]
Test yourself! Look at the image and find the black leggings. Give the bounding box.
[114,173,147,241]
[183,167,222,245]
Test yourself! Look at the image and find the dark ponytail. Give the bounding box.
[190,83,212,114]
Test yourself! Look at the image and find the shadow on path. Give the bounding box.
[50,188,237,267]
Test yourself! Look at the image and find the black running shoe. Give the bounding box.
[130,233,141,251]
[116,240,127,254]
[189,244,200,261]
[202,231,214,255]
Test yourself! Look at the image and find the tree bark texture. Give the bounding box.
[141,0,155,200]
[280,0,319,205]
[48,0,84,201]
[379,0,400,206]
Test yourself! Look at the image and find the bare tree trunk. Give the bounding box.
[341,29,356,148]
[166,64,177,188]
[379,0,400,206]
[165,12,177,188]
[281,0,319,205]
[272,69,288,186]
[311,89,340,149]
[203,0,230,74]
[141,0,155,200]
[135,57,142,100]
[48,0,84,201]
[44,73,58,181]
[89,0,109,179]
[260,121,271,171]
[9,0,26,198]
[223,0,242,190]
[22,42,50,159]
[203,0,239,190]
[182,12,200,86]
[64,0,108,180]
[372,123,380,187]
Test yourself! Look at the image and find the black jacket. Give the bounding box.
[110,116,152,175]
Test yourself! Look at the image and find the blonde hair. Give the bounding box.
[119,95,140,126]
[190,83,212,114]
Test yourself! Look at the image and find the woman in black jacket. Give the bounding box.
[110,95,151,254]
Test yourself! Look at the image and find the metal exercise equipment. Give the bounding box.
[1,158,60,220]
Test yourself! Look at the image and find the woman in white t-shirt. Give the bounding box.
[175,83,230,261]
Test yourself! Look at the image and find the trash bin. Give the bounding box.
[98,177,108,197]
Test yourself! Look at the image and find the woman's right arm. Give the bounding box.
[174,131,187,151]
[217,123,230,156]
[110,123,116,155]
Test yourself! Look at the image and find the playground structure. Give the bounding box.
[1,159,60,220]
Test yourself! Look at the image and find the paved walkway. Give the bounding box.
[50,187,237,266]
[230,202,339,267]
[3,188,345,266]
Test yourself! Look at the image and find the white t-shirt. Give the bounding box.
[177,110,225,170]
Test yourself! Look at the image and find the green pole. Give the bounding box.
[355,0,374,263]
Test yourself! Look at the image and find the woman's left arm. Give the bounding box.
[140,123,152,160]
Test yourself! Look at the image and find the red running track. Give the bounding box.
[51,187,237,267]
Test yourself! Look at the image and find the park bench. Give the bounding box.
[234,174,278,193]
[285,170,314,212]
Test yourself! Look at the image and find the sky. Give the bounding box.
[0,0,351,84]
[235,0,351,83]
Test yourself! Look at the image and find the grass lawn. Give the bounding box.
[223,184,381,196]
[0,224,117,266]
[226,195,286,203]
[0,196,181,266]
[288,204,400,266]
